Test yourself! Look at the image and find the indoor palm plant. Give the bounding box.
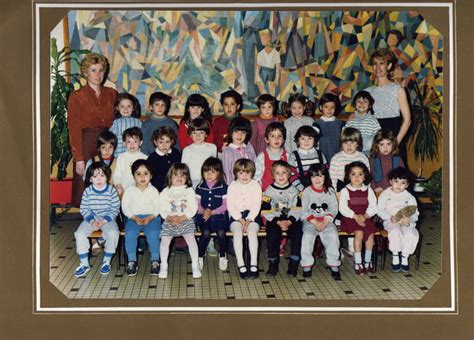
[407,78,442,191]
[50,37,89,203]
[423,167,442,213]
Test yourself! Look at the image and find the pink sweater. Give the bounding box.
[227,179,262,221]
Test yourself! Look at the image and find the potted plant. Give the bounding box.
[50,37,89,204]
[423,167,442,213]
[407,78,442,192]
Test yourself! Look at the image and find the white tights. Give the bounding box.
[230,221,259,268]
[160,234,199,266]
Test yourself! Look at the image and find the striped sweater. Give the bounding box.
[344,112,381,154]
[80,184,120,223]
[288,148,327,191]
[109,117,143,157]
[329,151,370,188]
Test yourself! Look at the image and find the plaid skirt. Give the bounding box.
[161,218,196,237]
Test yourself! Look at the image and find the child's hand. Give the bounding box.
[354,214,366,227]
[132,215,143,225]
[203,209,212,220]
[278,220,291,231]
[374,187,384,194]
[315,221,325,232]
[174,215,187,225]
[76,161,85,176]
[390,215,398,224]
[91,220,101,230]
[400,216,411,226]
[142,215,156,225]
[166,216,177,225]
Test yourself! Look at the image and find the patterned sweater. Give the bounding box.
[329,151,370,189]
[80,184,120,223]
[262,183,300,222]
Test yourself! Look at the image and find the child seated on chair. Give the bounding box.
[263,161,301,277]
[227,159,262,279]
[300,163,341,279]
[122,159,161,277]
[73,162,120,277]
[377,166,419,273]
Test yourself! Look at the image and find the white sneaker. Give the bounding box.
[158,264,168,279]
[198,257,204,270]
[219,257,228,271]
[192,264,202,278]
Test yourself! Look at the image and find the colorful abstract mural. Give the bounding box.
[64,10,443,115]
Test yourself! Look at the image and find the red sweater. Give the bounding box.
[178,120,215,149]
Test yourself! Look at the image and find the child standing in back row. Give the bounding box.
[178,94,215,149]
[212,90,243,153]
[141,92,178,155]
[250,94,280,156]
[283,93,315,154]
[313,93,344,162]
[108,93,143,157]
[83,131,118,181]
[345,91,381,156]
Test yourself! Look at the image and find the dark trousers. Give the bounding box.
[196,214,228,257]
[266,220,303,260]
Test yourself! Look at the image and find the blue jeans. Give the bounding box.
[125,214,161,262]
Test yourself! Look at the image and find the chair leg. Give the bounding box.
[381,236,387,271]
[372,236,378,273]
[415,232,423,270]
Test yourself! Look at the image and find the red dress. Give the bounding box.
[341,187,377,241]
[250,116,279,156]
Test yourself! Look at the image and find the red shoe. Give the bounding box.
[354,263,365,275]
[364,262,374,275]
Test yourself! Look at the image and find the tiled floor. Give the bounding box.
[49,210,442,300]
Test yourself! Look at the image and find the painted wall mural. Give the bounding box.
[63,10,443,115]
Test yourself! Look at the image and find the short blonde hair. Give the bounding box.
[80,53,108,76]
[233,159,256,179]
[340,127,362,151]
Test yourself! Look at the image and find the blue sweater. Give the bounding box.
[80,184,120,223]
[141,115,179,155]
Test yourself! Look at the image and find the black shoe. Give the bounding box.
[287,259,299,277]
[400,263,410,272]
[248,266,259,279]
[238,266,248,279]
[330,268,341,280]
[266,260,279,276]
[391,263,401,272]
[302,269,312,278]
[126,261,138,276]
[150,260,160,275]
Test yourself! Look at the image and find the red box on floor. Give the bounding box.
[50,178,73,204]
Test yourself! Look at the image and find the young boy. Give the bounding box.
[83,130,118,182]
[147,126,181,192]
[262,161,302,277]
[250,94,279,156]
[288,125,327,192]
[141,92,179,155]
[181,118,217,187]
[377,166,420,272]
[254,122,289,191]
[74,162,120,277]
[112,127,148,196]
[212,89,243,153]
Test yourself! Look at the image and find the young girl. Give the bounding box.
[195,157,229,271]
[178,94,215,149]
[369,129,405,193]
[313,93,344,162]
[122,160,161,276]
[300,163,341,279]
[377,167,419,272]
[283,93,315,154]
[345,91,381,155]
[74,162,120,277]
[222,117,256,185]
[158,163,200,279]
[212,89,243,153]
[288,125,327,192]
[227,159,262,279]
[142,91,179,155]
[147,126,181,192]
[108,93,143,157]
[250,94,280,156]
[83,131,118,181]
[329,127,370,192]
[339,161,378,275]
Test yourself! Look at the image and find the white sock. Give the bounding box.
[392,254,400,265]
[401,254,409,265]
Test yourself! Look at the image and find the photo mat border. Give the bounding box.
[34,1,456,313]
